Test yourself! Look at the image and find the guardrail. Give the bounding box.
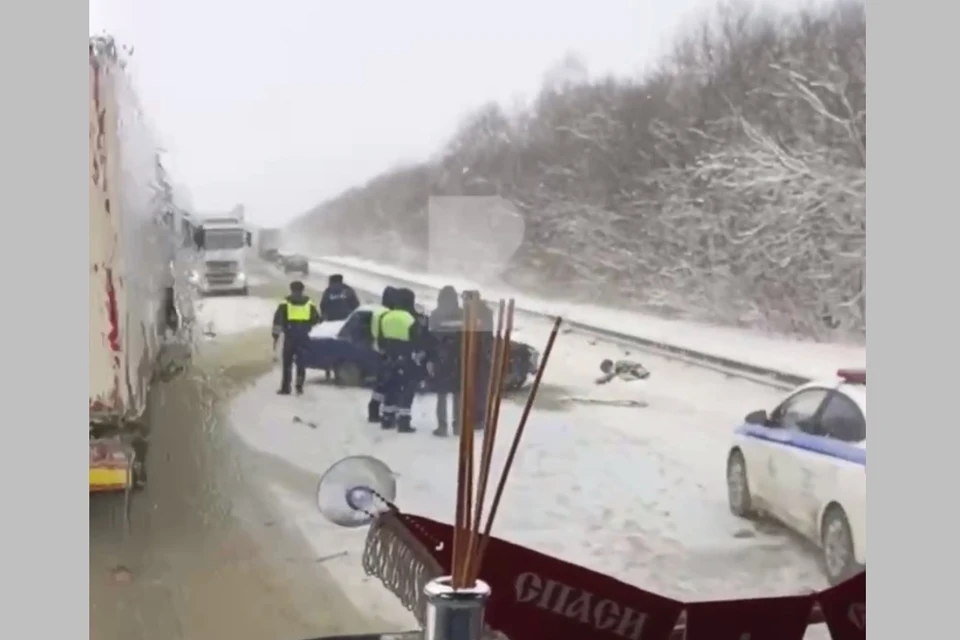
[303,256,811,391]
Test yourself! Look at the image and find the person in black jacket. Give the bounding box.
[271,280,322,395]
[428,286,462,437]
[319,274,360,322]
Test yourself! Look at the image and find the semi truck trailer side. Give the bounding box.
[89,37,195,496]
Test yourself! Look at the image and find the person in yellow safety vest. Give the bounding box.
[367,286,398,422]
[271,280,321,395]
[377,288,427,433]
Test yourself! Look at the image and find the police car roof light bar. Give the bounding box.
[837,368,866,384]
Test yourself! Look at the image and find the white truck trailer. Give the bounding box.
[89,37,195,495]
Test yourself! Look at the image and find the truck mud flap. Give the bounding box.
[89,439,134,493]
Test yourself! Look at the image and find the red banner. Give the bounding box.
[404,514,865,640]
[817,571,865,640]
[684,594,814,640]
[410,515,684,640]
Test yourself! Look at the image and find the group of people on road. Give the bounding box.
[270,273,495,437]
[367,284,494,436]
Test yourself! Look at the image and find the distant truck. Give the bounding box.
[190,214,253,295]
[90,37,196,497]
[258,227,281,262]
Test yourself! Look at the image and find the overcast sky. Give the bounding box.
[90,0,724,225]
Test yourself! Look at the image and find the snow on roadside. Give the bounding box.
[312,255,865,382]
[194,295,277,339]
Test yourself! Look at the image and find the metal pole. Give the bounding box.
[423,577,491,640]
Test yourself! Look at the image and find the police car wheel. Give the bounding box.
[726,449,754,518]
[334,362,362,387]
[821,506,861,585]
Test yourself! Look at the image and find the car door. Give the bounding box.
[805,391,867,546]
[337,310,378,377]
[762,387,830,527]
[338,310,372,347]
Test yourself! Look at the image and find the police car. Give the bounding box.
[726,368,866,585]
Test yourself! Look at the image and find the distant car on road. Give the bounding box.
[726,368,866,585]
[282,254,309,275]
[300,304,539,390]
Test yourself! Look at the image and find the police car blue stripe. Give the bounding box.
[735,424,866,466]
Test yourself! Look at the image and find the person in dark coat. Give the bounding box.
[428,286,463,437]
[319,274,360,322]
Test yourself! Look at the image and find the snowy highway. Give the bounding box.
[223,258,830,633]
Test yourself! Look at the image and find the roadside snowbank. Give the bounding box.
[312,255,865,381]
[195,296,277,338]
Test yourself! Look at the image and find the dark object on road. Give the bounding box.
[596,358,651,384]
[301,305,538,392]
[110,565,134,584]
[283,254,310,275]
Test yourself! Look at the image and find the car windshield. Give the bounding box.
[90,3,865,637]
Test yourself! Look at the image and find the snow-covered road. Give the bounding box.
[200,267,828,636]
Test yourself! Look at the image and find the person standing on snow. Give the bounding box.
[377,288,426,433]
[368,286,397,422]
[428,285,463,437]
[271,280,321,395]
[319,273,360,322]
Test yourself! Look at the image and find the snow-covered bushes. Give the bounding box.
[291,0,865,342]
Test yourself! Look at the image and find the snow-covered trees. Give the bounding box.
[292,0,865,341]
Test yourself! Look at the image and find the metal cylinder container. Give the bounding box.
[423,576,492,640]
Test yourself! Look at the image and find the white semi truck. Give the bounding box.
[190,207,253,295]
[89,37,196,496]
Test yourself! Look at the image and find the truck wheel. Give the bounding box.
[334,362,362,387]
[821,505,863,585]
[726,449,755,518]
